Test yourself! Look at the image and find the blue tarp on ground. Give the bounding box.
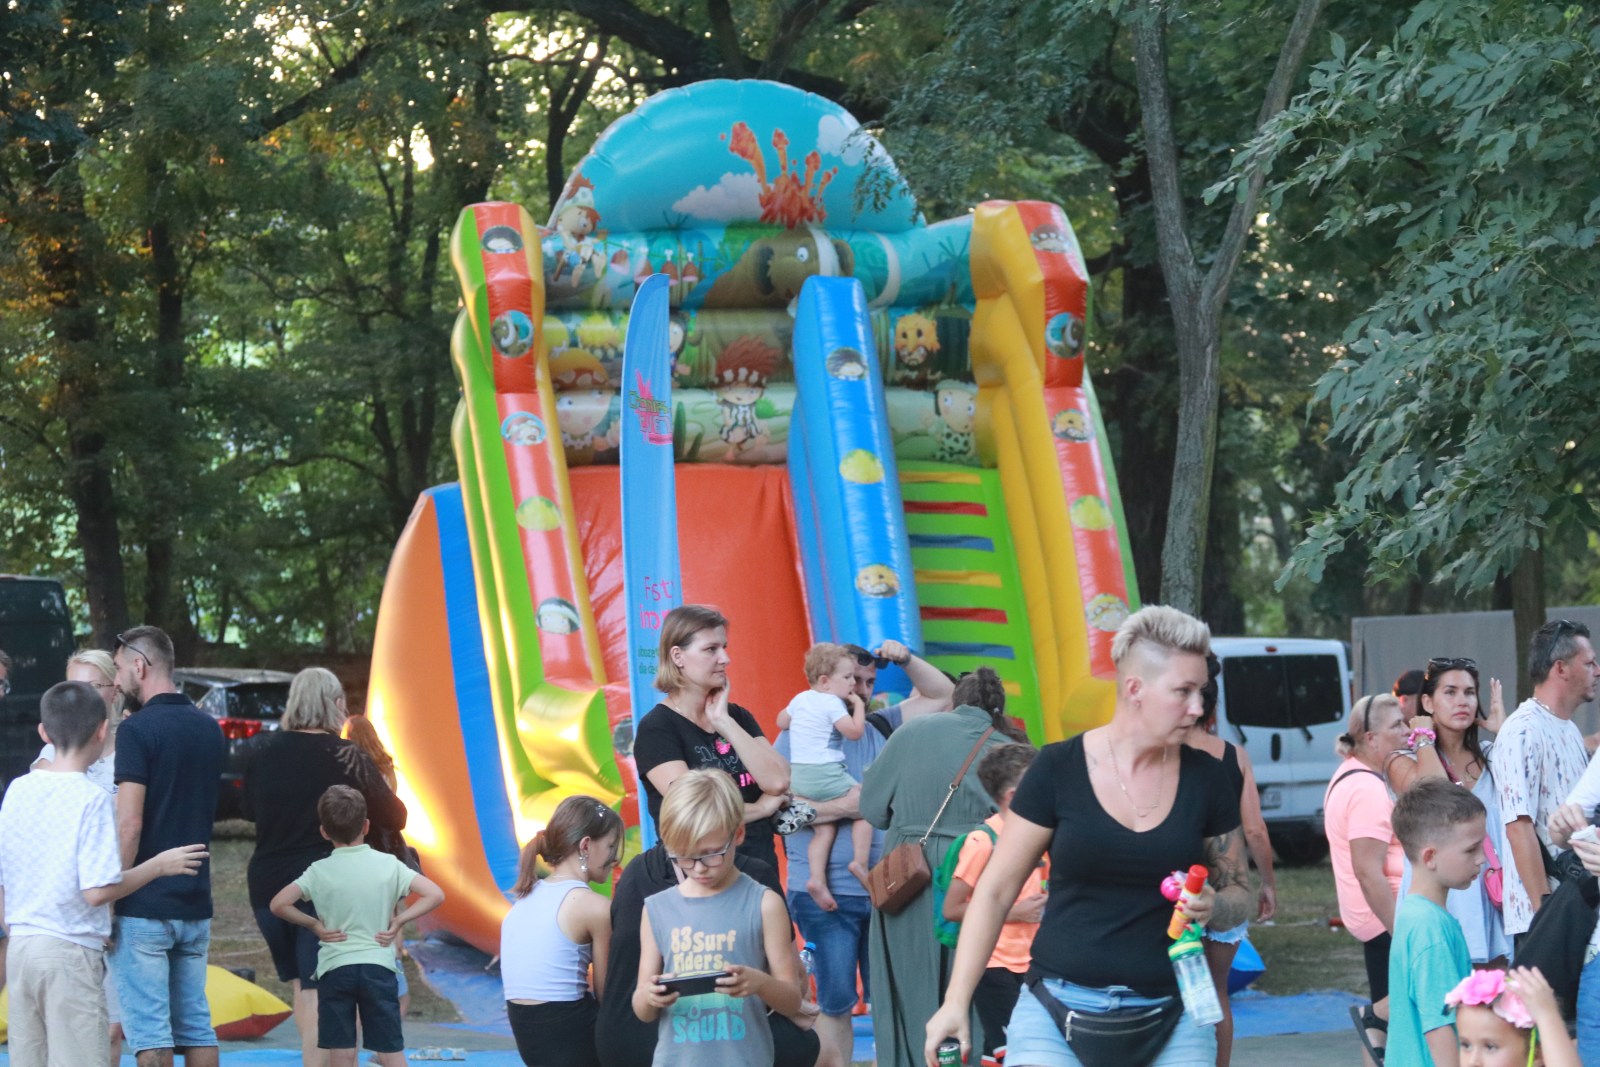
[0,935,1362,1064]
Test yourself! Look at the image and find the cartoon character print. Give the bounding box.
[536,597,582,635]
[1030,225,1071,254]
[551,351,617,465]
[700,230,856,311]
[480,225,523,254]
[712,336,780,452]
[668,311,697,383]
[892,312,942,389]
[1051,408,1093,443]
[825,346,868,380]
[1045,312,1083,361]
[856,564,899,598]
[552,176,603,287]
[932,379,978,464]
[576,315,624,383]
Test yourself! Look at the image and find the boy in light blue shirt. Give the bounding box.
[1388,778,1484,1067]
[271,785,443,1067]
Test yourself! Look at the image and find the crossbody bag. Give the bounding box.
[866,726,994,914]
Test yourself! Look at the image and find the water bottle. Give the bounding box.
[1168,925,1223,1026]
[799,940,816,978]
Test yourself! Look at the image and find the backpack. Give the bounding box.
[932,822,998,948]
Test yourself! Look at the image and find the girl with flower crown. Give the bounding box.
[1447,966,1578,1067]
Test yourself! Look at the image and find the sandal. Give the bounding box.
[774,799,817,835]
[1349,1003,1386,1064]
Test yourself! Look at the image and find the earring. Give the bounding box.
[579,851,588,877]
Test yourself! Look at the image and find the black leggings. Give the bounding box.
[1362,932,1392,1003]
[974,966,1024,1056]
[508,997,600,1067]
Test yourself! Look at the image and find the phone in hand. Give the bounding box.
[657,970,731,997]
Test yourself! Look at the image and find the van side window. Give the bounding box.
[1221,655,1345,730]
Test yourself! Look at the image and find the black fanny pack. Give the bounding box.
[1025,975,1183,1067]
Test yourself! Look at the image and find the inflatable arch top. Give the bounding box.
[367,79,1139,951]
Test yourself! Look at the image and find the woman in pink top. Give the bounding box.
[1324,693,1407,1065]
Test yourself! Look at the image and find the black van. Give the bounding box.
[0,577,75,788]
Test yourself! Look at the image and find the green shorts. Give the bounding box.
[791,760,858,801]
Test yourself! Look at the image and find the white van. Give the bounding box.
[1211,637,1352,863]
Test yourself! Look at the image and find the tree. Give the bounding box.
[1267,1,1600,677]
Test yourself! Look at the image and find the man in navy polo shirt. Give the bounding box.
[111,626,224,1067]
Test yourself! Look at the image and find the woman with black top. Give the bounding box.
[242,667,407,1067]
[631,604,790,869]
[924,606,1249,1067]
[1183,654,1276,1067]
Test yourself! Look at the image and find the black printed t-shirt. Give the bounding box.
[633,702,775,869]
[1010,735,1241,996]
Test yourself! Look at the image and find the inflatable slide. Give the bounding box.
[367,80,1139,951]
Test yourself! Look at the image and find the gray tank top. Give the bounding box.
[643,872,774,1067]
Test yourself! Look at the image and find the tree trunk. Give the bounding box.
[1509,548,1546,706]
[1130,0,1328,613]
[28,147,131,645]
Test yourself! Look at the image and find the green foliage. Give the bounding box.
[1266,1,1600,593]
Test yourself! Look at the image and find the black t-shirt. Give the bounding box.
[113,693,226,919]
[1010,735,1241,995]
[633,702,775,868]
[241,730,408,908]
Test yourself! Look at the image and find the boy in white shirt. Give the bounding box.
[0,680,206,1067]
[777,642,870,910]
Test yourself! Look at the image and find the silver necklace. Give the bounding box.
[1107,735,1168,819]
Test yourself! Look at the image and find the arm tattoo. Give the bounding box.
[1203,829,1252,931]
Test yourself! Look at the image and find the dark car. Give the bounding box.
[172,667,294,819]
[0,577,75,792]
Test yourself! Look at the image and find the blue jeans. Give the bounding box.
[788,891,872,1016]
[1579,951,1600,1065]
[1004,976,1217,1067]
[110,917,217,1054]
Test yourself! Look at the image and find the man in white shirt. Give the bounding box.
[1491,619,1597,945]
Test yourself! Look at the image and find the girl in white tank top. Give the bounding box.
[500,795,623,1067]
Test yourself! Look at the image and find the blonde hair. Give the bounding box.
[67,649,122,728]
[1111,605,1211,670]
[1338,693,1400,757]
[68,649,116,683]
[804,642,849,686]
[283,667,346,732]
[658,769,743,856]
[654,605,728,694]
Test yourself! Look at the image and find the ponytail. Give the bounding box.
[511,795,625,898]
[952,666,1029,743]
[512,830,548,898]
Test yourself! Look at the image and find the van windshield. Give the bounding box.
[1221,654,1344,730]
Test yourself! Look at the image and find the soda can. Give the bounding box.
[936,1038,962,1066]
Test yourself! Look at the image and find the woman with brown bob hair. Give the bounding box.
[632,604,791,869]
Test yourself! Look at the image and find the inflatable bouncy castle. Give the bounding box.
[367,80,1139,950]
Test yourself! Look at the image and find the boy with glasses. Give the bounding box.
[634,770,802,1066]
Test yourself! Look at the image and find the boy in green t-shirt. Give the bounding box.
[1387,778,1485,1067]
[271,785,444,1067]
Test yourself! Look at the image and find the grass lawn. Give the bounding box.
[1249,857,1369,997]
[208,820,460,1023]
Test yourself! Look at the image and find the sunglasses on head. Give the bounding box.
[1426,656,1477,676]
[847,649,890,669]
[115,633,153,669]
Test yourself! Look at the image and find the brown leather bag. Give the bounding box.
[866,726,994,914]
